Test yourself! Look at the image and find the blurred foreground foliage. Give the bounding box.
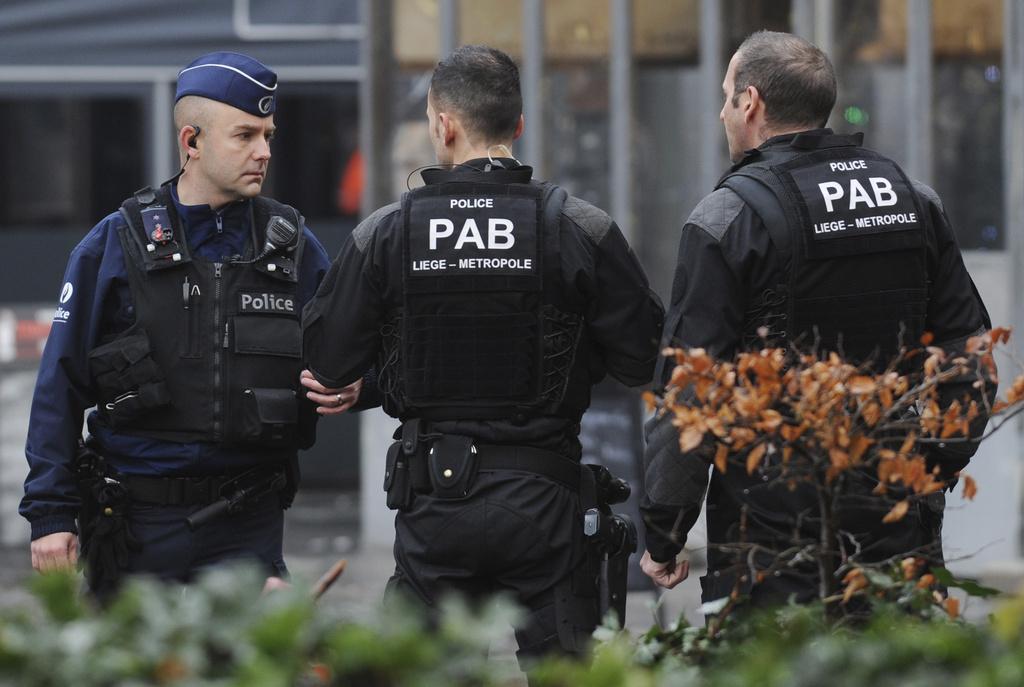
[3,565,1024,686]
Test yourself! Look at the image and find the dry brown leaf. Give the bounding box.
[849,435,873,464]
[641,390,658,412]
[848,375,876,395]
[962,474,978,500]
[714,443,729,474]
[944,597,960,619]
[746,443,767,475]
[990,327,1012,345]
[679,426,705,453]
[882,499,910,524]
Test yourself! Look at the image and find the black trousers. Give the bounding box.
[386,470,598,666]
[88,491,286,598]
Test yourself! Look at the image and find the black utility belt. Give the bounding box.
[384,429,581,511]
[120,469,280,506]
[473,444,581,491]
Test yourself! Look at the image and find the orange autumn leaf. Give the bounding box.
[849,435,873,464]
[848,375,876,394]
[842,568,869,604]
[944,596,960,619]
[900,432,917,456]
[642,390,658,412]
[882,499,910,524]
[714,443,729,474]
[780,424,806,442]
[679,426,705,453]
[920,331,934,345]
[990,326,1012,345]
[962,474,978,500]
[746,443,767,475]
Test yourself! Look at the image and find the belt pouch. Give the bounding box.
[384,440,414,511]
[427,434,477,499]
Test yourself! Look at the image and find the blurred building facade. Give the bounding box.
[1,0,1021,584]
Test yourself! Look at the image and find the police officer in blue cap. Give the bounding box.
[20,52,355,594]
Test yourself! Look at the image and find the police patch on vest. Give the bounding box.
[787,158,921,242]
[406,195,539,277]
[238,291,296,315]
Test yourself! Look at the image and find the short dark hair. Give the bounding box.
[430,45,522,143]
[732,31,836,129]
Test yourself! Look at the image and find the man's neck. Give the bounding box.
[755,123,816,148]
[448,141,516,166]
[176,171,235,210]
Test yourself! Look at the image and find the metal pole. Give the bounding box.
[813,0,835,61]
[150,79,173,185]
[439,0,459,57]
[1007,0,1024,347]
[699,0,723,192]
[360,0,393,214]
[906,0,933,183]
[521,0,545,176]
[609,0,634,244]
[791,0,815,40]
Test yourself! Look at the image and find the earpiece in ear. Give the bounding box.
[187,125,202,148]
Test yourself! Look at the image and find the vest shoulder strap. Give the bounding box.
[252,196,307,281]
[718,165,794,267]
[118,185,192,272]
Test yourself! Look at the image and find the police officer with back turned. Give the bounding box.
[303,45,663,668]
[20,52,345,595]
[639,31,992,605]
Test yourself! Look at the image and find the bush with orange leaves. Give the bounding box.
[645,327,1022,617]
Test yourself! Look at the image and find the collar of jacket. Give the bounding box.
[420,158,534,185]
[727,128,865,174]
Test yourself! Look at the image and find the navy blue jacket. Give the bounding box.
[20,185,331,540]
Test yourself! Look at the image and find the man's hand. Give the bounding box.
[640,549,689,589]
[300,369,362,415]
[30,532,78,573]
[262,576,292,595]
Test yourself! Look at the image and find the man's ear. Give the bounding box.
[437,112,455,146]
[743,86,761,124]
[513,114,524,141]
[178,124,201,157]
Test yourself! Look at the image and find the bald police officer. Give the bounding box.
[304,46,663,670]
[21,52,339,594]
[640,31,991,606]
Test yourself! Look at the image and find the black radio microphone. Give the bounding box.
[232,215,299,264]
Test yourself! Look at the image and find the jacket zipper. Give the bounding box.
[213,262,223,441]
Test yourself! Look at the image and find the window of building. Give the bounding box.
[0,97,144,229]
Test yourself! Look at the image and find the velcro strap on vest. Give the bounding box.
[474,444,581,491]
[121,473,236,506]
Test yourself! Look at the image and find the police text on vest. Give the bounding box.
[818,177,898,213]
[429,218,515,250]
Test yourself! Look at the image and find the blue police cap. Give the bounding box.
[175,52,277,117]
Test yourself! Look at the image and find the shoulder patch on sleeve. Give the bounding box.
[352,202,401,252]
[911,180,945,215]
[562,195,613,243]
[686,187,745,242]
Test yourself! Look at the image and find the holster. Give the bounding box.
[74,440,140,595]
[383,419,428,511]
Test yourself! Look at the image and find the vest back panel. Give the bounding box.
[390,180,581,420]
[721,142,929,365]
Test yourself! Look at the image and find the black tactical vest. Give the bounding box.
[385,179,583,421]
[88,184,309,446]
[718,132,929,366]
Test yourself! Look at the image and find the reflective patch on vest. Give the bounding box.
[788,158,920,241]
[238,291,296,315]
[407,195,538,277]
